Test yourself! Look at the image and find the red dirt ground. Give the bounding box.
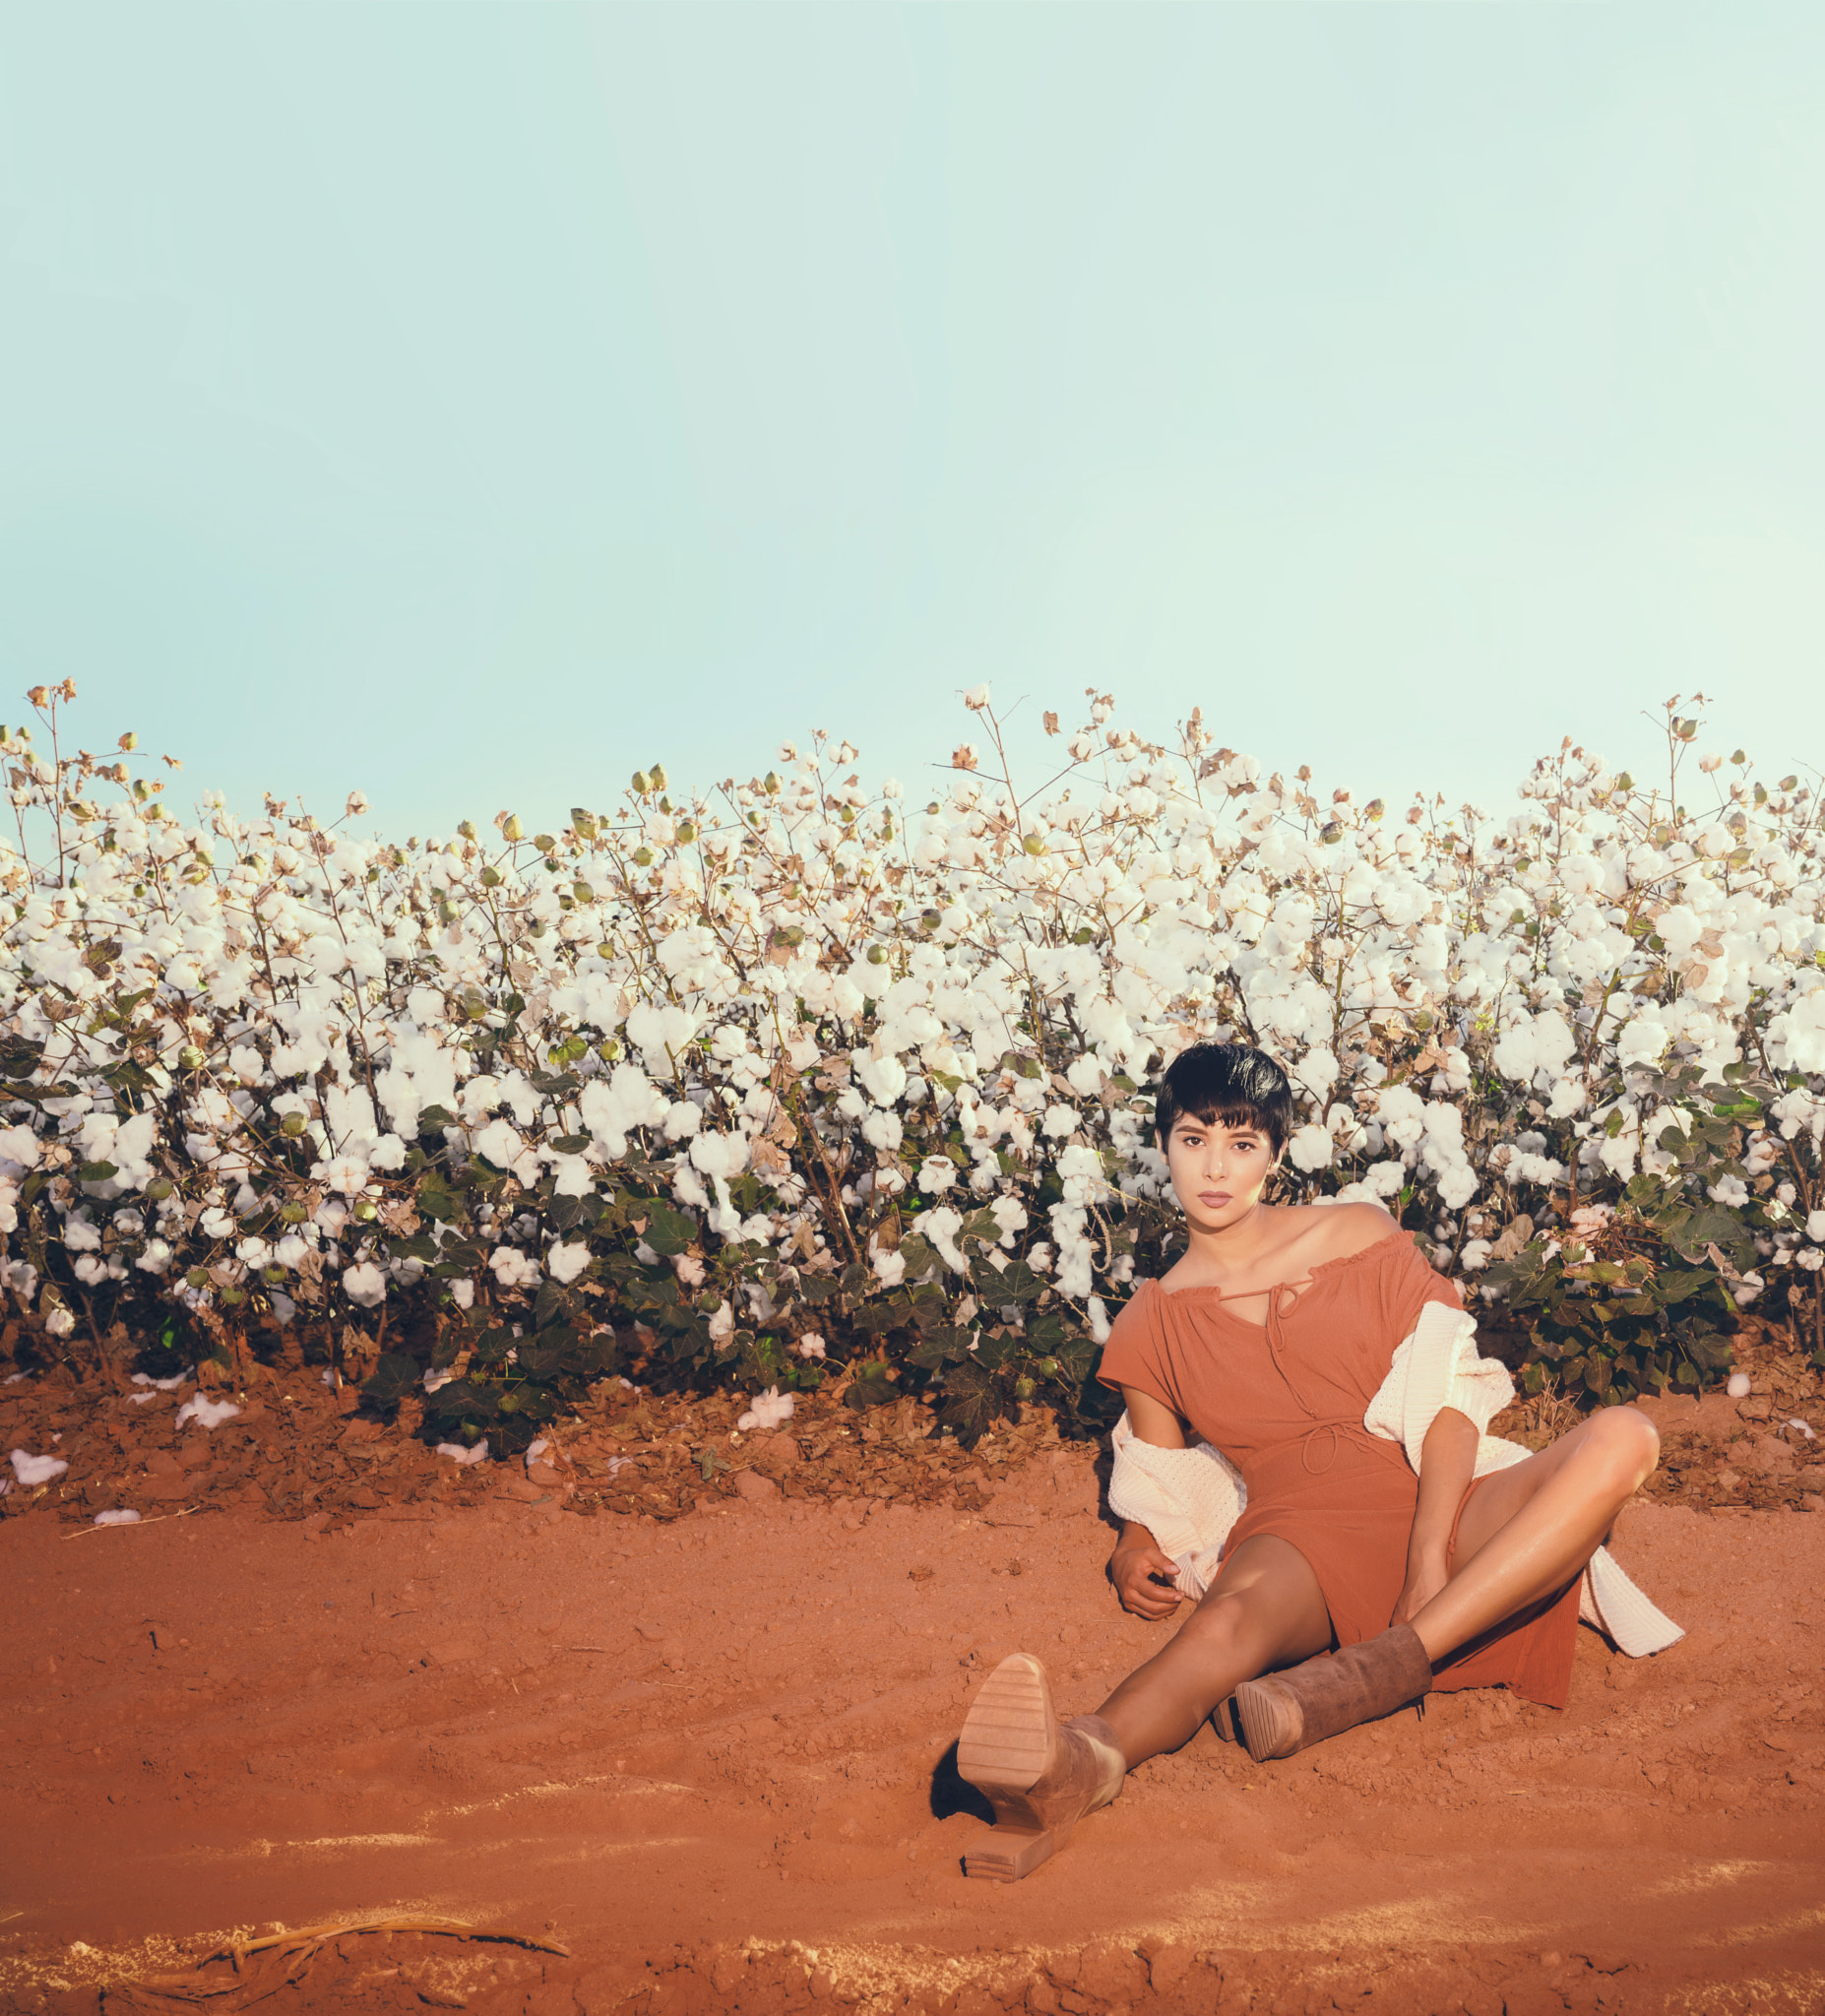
[3,1356,1823,2016]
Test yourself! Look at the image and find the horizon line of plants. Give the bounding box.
[0,680,1819,1450]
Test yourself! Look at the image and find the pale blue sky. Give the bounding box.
[2,5,1821,838]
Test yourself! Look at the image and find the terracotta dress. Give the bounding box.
[1097,1229,1580,1707]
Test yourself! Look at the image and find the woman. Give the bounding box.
[954,1042,1663,1882]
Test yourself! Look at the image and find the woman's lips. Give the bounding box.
[1199,1191,1231,1208]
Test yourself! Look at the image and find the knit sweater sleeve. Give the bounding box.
[1362,1302,1516,1471]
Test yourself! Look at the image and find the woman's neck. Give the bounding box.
[1180,1200,1288,1277]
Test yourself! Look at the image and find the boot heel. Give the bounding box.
[1211,1696,1239,1743]
[962,1823,1067,1882]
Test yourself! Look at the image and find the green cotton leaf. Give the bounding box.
[1686,1333,1735,1372]
[1653,1268,1715,1305]
[418,1182,464,1224]
[898,1234,938,1281]
[77,1161,118,1181]
[994,1260,1046,1305]
[417,1103,457,1132]
[909,1329,970,1372]
[934,1360,1003,1447]
[843,1363,899,1411]
[550,1133,592,1156]
[362,1352,421,1409]
[1657,1204,1755,1267]
[642,1201,697,1257]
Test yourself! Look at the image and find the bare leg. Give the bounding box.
[1095,1535,1333,1768]
[1410,1407,1660,1665]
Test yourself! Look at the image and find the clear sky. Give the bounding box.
[2,4,1821,840]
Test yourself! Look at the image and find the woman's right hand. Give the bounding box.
[1108,1541,1183,1620]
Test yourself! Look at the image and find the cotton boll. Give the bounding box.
[988,1194,1029,1245]
[486,1247,540,1292]
[1041,1103,1079,1139]
[344,1260,388,1307]
[450,1279,474,1310]
[94,1508,141,1526]
[9,1448,68,1485]
[173,1394,241,1431]
[793,1333,827,1360]
[707,1299,734,1343]
[662,1100,703,1141]
[547,1241,591,1286]
[1727,1372,1752,1398]
[437,1438,490,1465]
[916,1155,958,1195]
[855,1052,909,1106]
[736,1386,795,1430]
[1065,1054,1104,1097]
[672,1253,706,1289]
[1286,1123,1333,1173]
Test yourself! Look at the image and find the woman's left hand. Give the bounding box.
[1390,1549,1450,1631]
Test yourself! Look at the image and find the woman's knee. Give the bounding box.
[1582,1406,1660,1493]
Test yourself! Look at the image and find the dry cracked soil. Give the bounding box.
[3,1340,1824,2016]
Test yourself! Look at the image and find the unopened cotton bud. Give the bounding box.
[500,814,524,842]
[118,730,138,751]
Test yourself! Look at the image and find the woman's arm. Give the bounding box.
[1391,1404,1478,1628]
[1108,1386,1191,1620]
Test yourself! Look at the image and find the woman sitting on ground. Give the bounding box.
[953,1041,1664,1882]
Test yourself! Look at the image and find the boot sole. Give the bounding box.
[957,1654,1056,1797]
[1211,1696,1239,1743]
[1233,1675,1303,1762]
[957,1654,1066,1882]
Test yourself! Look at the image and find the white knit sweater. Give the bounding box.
[1107,1301,1682,1659]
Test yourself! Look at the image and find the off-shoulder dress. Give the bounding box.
[1097,1229,1580,1707]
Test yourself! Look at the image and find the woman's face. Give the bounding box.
[1164,1112,1278,1230]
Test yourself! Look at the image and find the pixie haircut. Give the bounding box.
[1153,1042,1294,1154]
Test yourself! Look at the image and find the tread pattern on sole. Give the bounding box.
[957,1657,1053,1795]
[1234,1678,1301,1762]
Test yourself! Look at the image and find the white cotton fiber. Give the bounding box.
[94,1508,141,1527]
[131,1369,191,1391]
[1727,1372,1752,1399]
[437,1438,490,1465]
[174,1394,242,1431]
[737,1387,795,1431]
[10,1448,68,1485]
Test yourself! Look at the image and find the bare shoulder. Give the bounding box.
[1285,1200,1399,1267]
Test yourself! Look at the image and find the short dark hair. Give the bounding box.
[1153,1042,1294,1154]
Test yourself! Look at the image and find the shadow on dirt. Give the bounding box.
[929,1740,995,1823]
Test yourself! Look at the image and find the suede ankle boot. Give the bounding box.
[1233,1623,1434,1762]
[957,1654,1125,1882]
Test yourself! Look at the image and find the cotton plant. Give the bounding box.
[0,682,1819,1448]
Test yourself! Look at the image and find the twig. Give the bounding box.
[214,1915,567,1966]
[62,1507,200,1541]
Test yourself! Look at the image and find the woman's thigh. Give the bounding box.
[1186,1534,1335,1671]
[1451,1405,1657,1568]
